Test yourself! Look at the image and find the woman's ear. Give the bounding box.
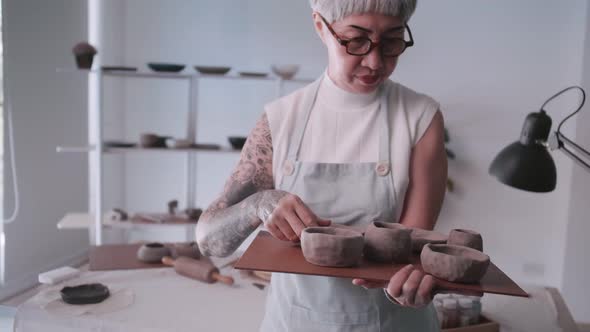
[312,12,327,44]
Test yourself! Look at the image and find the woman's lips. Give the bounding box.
[358,75,380,85]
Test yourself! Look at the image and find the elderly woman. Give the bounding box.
[196,0,447,330]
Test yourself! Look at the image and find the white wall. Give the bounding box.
[1,0,89,298]
[99,0,589,316]
[562,0,590,322]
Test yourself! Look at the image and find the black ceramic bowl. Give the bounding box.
[147,62,185,73]
[228,136,247,150]
[61,283,110,305]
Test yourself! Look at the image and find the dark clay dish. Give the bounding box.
[137,242,171,263]
[448,229,483,252]
[60,283,110,305]
[104,140,136,148]
[194,66,231,75]
[421,244,490,283]
[410,228,447,252]
[147,62,185,73]
[363,221,412,263]
[101,66,138,72]
[238,71,268,78]
[301,226,364,267]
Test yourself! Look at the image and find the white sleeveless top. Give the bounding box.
[265,73,439,219]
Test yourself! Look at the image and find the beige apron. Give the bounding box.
[259,75,440,331]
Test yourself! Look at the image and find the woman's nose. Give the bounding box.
[361,46,384,71]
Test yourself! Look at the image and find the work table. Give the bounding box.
[14,259,268,332]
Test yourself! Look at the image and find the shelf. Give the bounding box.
[105,146,241,154]
[56,145,242,154]
[58,213,198,230]
[57,67,315,83]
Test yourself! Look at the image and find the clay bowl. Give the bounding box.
[194,65,231,75]
[170,242,201,259]
[421,244,490,283]
[147,62,185,73]
[228,136,247,150]
[271,64,300,80]
[137,243,171,263]
[410,228,447,252]
[363,221,412,263]
[140,133,168,148]
[301,227,364,267]
[448,229,483,252]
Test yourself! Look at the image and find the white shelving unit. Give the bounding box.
[57,67,313,245]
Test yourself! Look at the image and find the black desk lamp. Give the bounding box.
[489,86,589,192]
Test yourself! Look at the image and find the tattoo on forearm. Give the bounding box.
[196,113,280,257]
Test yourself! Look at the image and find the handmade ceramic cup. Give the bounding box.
[137,242,171,263]
[421,244,490,283]
[170,242,201,260]
[363,221,412,263]
[447,229,483,252]
[301,227,364,267]
[409,228,447,252]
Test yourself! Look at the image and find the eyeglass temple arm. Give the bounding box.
[405,24,414,46]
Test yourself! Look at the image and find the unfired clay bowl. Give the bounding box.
[271,64,300,80]
[170,242,201,259]
[410,228,447,252]
[140,133,167,148]
[447,229,483,252]
[421,244,490,283]
[301,227,364,267]
[137,243,171,263]
[363,221,412,263]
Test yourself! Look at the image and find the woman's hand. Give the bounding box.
[352,264,436,308]
[256,190,331,242]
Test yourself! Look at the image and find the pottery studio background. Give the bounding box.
[1,0,590,324]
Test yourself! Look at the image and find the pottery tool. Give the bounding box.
[162,256,234,286]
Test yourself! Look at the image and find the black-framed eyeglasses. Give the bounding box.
[318,13,414,57]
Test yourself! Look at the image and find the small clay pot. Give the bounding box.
[301,227,364,267]
[421,244,490,283]
[140,133,167,148]
[170,242,201,260]
[448,229,483,252]
[410,228,447,252]
[137,243,171,263]
[72,42,97,69]
[363,221,412,263]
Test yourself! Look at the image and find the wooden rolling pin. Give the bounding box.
[162,256,234,286]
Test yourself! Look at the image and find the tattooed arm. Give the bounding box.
[196,113,286,257]
[196,113,331,257]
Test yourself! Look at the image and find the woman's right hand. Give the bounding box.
[255,190,331,242]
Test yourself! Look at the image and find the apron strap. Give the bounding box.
[376,83,391,176]
[285,76,323,162]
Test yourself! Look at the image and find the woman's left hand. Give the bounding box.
[352,264,436,308]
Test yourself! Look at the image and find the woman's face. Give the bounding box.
[314,12,406,94]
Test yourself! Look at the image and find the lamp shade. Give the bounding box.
[489,110,557,192]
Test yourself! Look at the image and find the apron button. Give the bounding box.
[376,162,390,176]
[283,162,294,176]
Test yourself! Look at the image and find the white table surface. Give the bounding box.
[14,258,268,332]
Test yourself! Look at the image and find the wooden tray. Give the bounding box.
[234,231,528,298]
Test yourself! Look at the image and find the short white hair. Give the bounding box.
[309,0,417,23]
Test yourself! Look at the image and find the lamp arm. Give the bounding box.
[554,132,590,171]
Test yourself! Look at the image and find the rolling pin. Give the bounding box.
[161,256,234,286]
